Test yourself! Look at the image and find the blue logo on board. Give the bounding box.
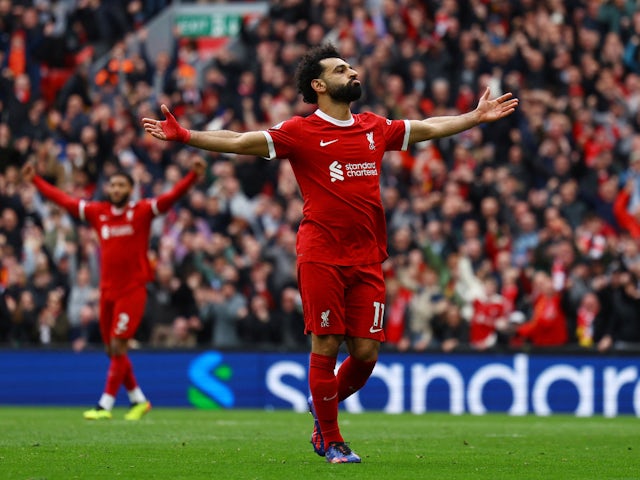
[188,352,234,409]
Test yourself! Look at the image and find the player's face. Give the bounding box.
[107,175,132,208]
[320,58,362,103]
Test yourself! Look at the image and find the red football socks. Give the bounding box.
[122,355,138,391]
[337,355,376,401]
[309,353,343,445]
[104,354,129,396]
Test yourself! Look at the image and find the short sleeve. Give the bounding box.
[382,118,411,152]
[262,117,304,160]
[81,202,101,226]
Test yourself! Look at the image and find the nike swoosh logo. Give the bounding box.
[369,327,383,334]
[322,394,338,401]
[320,139,338,147]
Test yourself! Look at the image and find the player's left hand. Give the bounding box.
[191,156,207,179]
[475,87,519,123]
[21,162,35,183]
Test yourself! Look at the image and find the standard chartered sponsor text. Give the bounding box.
[345,162,377,177]
[264,354,640,417]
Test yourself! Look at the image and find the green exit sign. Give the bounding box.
[176,14,242,37]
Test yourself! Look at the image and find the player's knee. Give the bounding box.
[110,338,128,356]
[348,338,380,362]
[311,333,343,356]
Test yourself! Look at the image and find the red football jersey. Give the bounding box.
[80,200,157,293]
[470,295,507,346]
[33,172,197,295]
[264,109,409,266]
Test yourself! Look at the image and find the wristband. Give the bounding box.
[161,109,192,143]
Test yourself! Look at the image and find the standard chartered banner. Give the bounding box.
[1,350,639,417]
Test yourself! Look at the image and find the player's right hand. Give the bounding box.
[142,104,191,143]
[21,163,35,183]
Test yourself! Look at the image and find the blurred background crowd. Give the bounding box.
[2,0,640,354]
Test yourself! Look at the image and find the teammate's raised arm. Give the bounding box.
[21,163,82,217]
[154,156,206,214]
[141,104,270,158]
[21,162,35,183]
[189,155,207,179]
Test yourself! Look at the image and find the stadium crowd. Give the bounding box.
[2,0,640,354]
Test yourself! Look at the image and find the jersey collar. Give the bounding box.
[110,201,134,215]
[314,109,354,127]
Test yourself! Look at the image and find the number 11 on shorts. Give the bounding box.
[370,301,385,333]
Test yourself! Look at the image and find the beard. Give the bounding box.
[109,194,130,208]
[327,81,362,103]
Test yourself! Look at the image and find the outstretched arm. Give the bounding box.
[408,87,519,144]
[154,156,207,214]
[142,104,270,157]
[21,163,82,217]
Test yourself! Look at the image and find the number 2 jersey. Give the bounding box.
[32,172,197,295]
[263,109,410,266]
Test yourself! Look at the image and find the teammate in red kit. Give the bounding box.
[142,43,518,462]
[21,157,206,420]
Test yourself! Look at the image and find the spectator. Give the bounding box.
[614,177,640,238]
[262,223,297,293]
[575,213,615,261]
[511,208,540,269]
[405,267,446,351]
[37,288,69,345]
[5,289,38,346]
[598,266,640,351]
[273,286,307,350]
[66,262,99,342]
[512,271,569,348]
[207,280,248,349]
[145,262,198,346]
[383,277,412,351]
[241,294,282,347]
[433,301,469,353]
[70,304,101,352]
[575,291,604,348]
[0,206,22,256]
[1,73,36,135]
[421,219,456,285]
[557,179,589,229]
[469,276,510,351]
[154,316,199,349]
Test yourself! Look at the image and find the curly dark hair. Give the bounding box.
[295,43,341,104]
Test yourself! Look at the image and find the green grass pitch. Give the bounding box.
[0,407,638,479]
